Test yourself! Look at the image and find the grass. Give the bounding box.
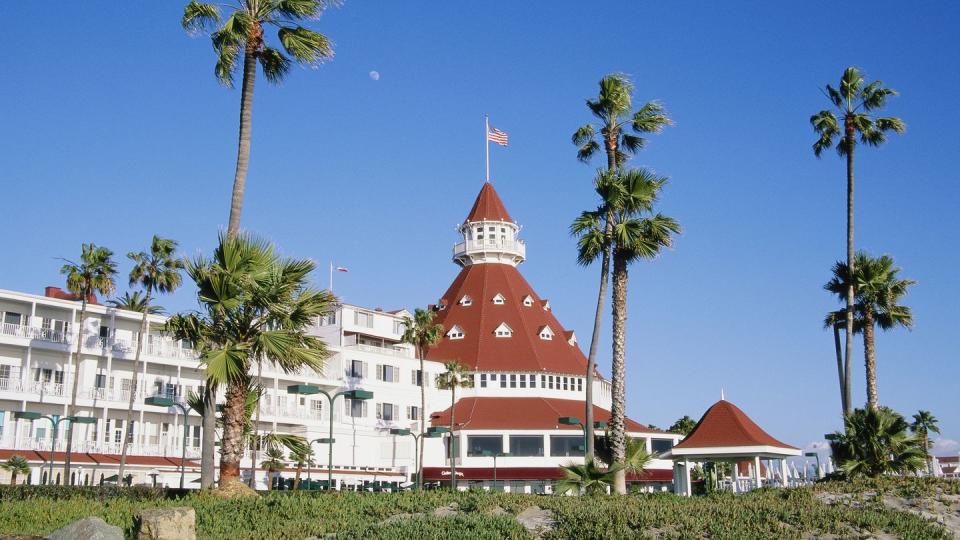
[0,479,953,539]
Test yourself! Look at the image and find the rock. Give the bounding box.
[45,517,123,540]
[432,503,459,517]
[515,506,556,535]
[135,507,196,540]
[484,506,509,516]
[0,535,45,540]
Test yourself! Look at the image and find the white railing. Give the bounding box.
[453,239,526,257]
[0,322,70,344]
[0,377,22,393]
[27,381,66,397]
[344,343,413,358]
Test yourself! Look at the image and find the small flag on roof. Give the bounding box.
[336,266,349,272]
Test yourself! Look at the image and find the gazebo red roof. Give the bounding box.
[430,396,661,434]
[464,182,513,223]
[673,400,797,450]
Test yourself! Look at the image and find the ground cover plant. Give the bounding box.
[0,478,954,539]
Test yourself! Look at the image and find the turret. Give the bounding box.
[452,183,526,267]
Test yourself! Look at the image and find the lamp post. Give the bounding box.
[288,385,373,490]
[144,396,190,489]
[389,427,443,490]
[558,416,607,456]
[804,451,822,480]
[311,437,335,490]
[14,411,97,485]
[481,450,508,489]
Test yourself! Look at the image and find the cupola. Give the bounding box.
[453,183,526,267]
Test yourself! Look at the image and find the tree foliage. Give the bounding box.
[826,407,926,478]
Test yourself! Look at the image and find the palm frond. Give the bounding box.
[182,1,221,34]
[278,26,333,65]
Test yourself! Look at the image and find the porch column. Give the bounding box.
[753,456,762,490]
[683,458,691,497]
[780,458,789,487]
[731,461,739,493]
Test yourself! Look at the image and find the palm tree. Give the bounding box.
[107,291,164,315]
[117,236,184,482]
[596,435,653,478]
[290,446,315,490]
[181,0,336,238]
[811,67,905,417]
[826,407,925,478]
[1,455,30,485]
[608,169,680,494]
[825,252,914,409]
[555,459,623,496]
[260,447,286,491]
[823,309,853,415]
[910,410,940,474]
[166,233,332,494]
[400,307,444,490]
[668,416,697,436]
[572,74,672,459]
[60,244,117,481]
[435,361,473,492]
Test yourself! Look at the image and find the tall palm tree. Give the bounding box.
[608,169,680,494]
[107,291,165,315]
[811,67,905,417]
[1,455,30,485]
[60,244,117,481]
[435,361,473,492]
[825,252,914,409]
[117,236,184,482]
[572,75,672,460]
[910,410,940,474]
[401,308,444,490]
[166,233,332,494]
[260,447,286,491]
[826,407,925,478]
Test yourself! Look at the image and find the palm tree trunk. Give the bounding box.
[10,473,16,485]
[64,298,89,482]
[200,383,216,488]
[294,464,302,490]
[248,362,263,487]
[118,297,151,481]
[832,321,847,415]
[584,215,612,460]
[843,122,856,416]
[609,252,628,495]
[226,45,257,238]
[449,386,457,491]
[219,380,247,489]
[862,310,878,409]
[418,346,426,490]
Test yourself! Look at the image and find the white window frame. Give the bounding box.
[446,325,465,340]
[492,293,505,305]
[493,322,513,338]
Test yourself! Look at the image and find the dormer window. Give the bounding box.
[446,325,465,340]
[438,299,448,311]
[493,322,513,338]
[492,293,505,305]
[539,325,554,340]
[522,295,534,307]
[458,295,472,306]
[566,331,577,346]
[542,300,551,311]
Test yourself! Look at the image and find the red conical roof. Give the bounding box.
[673,400,797,450]
[425,263,587,374]
[464,182,513,223]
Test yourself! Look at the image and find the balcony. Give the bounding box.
[343,343,413,358]
[0,322,70,345]
[453,238,526,266]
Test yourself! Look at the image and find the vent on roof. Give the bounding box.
[458,295,472,306]
[493,322,512,338]
[522,295,534,307]
[539,325,554,340]
[492,293,505,305]
[542,300,551,311]
[446,325,464,340]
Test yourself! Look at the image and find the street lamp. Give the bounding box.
[144,396,190,489]
[14,411,97,485]
[481,450,508,489]
[804,451,822,479]
[289,385,373,490]
[389,428,443,490]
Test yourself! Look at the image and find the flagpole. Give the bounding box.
[329,262,334,292]
[485,115,490,183]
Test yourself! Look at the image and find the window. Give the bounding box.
[509,435,544,457]
[519,374,526,388]
[444,436,461,460]
[377,364,399,383]
[393,320,405,334]
[467,435,503,457]
[540,375,546,388]
[480,373,487,388]
[412,369,427,387]
[94,374,106,389]
[499,375,507,388]
[311,400,323,415]
[2,312,22,325]
[548,375,554,390]
[542,300,551,311]
[530,375,536,388]
[376,403,397,421]
[344,398,368,418]
[99,326,109,339]
[354,311,374,328]
[562,377,568,391]
[407,406,420,421]
[126,420,136,443]
[539,326,554,340]
[492,293,505,305]
[651,438,674,454]
[509,374,516,388]
[0,365,10,380]
[190,425,201,447]
[54,370,64,385]
[522,295,534,307]
[577,378,583,392]
[458,295,472,306]
[319,311,337,326]
[493,323,512,338]
[446,325,464,340]
[550,435,585,457]
[349,360,367,379]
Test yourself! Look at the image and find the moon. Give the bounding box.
[369,70,380,81]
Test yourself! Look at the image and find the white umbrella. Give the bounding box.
[929,456,943,478]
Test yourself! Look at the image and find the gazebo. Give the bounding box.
[663,399,800,496]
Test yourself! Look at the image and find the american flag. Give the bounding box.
[487,126,509,146]
[336,266,349,273]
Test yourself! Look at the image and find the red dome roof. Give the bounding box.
[673,400,797,450]
[464,182,513,223]
[425,262,588,374]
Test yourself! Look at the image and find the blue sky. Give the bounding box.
[1,2,958,454]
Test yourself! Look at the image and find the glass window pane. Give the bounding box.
[549,435,584,457]
[467,435,503,457]
[651,438,674,454]
[509,435,543,457]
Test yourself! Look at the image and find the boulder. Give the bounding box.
[45,517,123,540]
[515,506,556,534]
[134,507,196,540]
